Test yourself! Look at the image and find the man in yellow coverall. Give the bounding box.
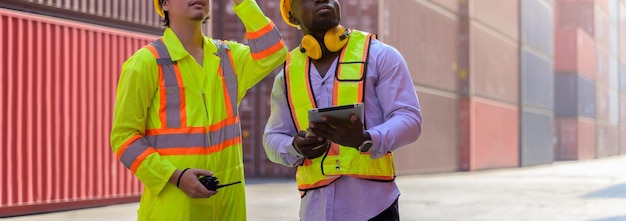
[110,0,286,220]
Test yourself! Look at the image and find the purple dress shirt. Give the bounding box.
[263,38,422,221]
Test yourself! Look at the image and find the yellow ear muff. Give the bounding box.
[301,35,323,60]
[324,25,349,52]
[300,25,350,60]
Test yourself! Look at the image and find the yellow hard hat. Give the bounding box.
[280,0,299,28]
[154,0,164,17]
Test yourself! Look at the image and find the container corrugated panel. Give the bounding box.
[621,93,626,123]
[595,5,610,51]
[471,98,519,170]
[470,0,519,40]
[554,117,596,160]
[610,57,620,90]
[621,65,626,93]
[554,27,597,79]
[1,0,161,32]
[595,123,619,157]
[610,25,619,57]
[0,8,153,217]
[609,89,619,125]
[521,49,554,109]
[395,91,458,174]
[520,111,554,166]
[596,50,611,86]
[428,0,459,13]
[472,24,520,104]
[522,0,554,55]
[381,0,458,92]
[555,73,596,118]
[556,1,595,36]
[596,84,611,122]
[621,1,626,64]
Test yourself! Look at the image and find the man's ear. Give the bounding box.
[289,11,300,26]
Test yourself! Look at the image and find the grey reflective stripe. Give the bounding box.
[120,138,152,169]
[248,26,281,56]
[214,40,239,115]
[207,123,241,145]
[146,133,205,148]
[147,124,240,149]
[151,39,182,128]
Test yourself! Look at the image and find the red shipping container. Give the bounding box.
[554,27,597,80]
[0,8,154,217]
[467,98,519,171]
[595,123,619,157]
[555,118,596,160]
[556,1,595,35]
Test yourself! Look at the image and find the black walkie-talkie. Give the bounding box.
[198,175,242,191]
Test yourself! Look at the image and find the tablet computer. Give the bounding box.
[308,103,364,123]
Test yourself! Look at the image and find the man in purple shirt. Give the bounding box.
[263,0,422,220]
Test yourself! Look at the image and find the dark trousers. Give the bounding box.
[369,198,399,221]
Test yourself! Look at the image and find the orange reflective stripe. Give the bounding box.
[246,22,275,39]
[302,158,312,166]
[327,143,340,156]
[144,44,159,58]
[156,137,242,156]
[208,116,239,132]
[115,134,142,159]
[129,147,157,174]
[146,127,207,135]
[297,177,339,191]
[285,55,301,131]
[251,40,286,60]
[158,69,168,127]
[145,43,170,127]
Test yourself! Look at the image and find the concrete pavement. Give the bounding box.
[4,155,626,221]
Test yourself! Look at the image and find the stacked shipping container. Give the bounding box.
[520,0,556,166]
[554,0,598,160]
[0,8,151,217]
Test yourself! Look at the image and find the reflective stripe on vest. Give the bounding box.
[285,30,395,191]
[117,38,241,171]
[246,21,286,60]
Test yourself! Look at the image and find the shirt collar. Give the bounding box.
[162,27,217,61]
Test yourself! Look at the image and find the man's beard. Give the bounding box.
[309,18,340,33]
